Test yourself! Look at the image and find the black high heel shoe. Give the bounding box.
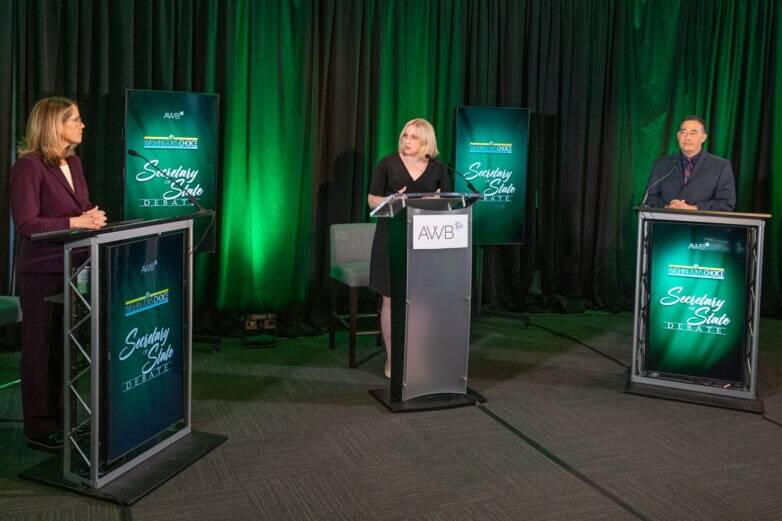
[26,432,63,452]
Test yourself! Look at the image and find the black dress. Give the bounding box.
[368,154,451,296]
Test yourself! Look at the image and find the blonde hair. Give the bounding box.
[17,96,79,165]
[398,118,439,159]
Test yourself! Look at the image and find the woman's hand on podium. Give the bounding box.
[368,186,406,208]
[70,206,107,229]
[423,188,442,199]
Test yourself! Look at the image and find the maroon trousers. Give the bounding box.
[18,272,63,440]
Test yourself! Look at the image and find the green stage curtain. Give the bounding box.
[463,0,782,314]
[0,0,225,314]
[0,0,14,293]
[218,0,464,317]
[1,0,781,325]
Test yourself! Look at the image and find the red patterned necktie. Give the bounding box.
[683,159,694,184]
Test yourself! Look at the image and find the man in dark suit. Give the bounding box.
[644,115,736,211]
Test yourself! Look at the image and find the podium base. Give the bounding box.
[369,388,477,413]
[18,430,226,506]
[625,380,763,413]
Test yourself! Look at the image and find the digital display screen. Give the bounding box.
[646,221,748,382]
[106,231,185,463]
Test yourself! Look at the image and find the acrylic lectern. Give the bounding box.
[369,193,482,412]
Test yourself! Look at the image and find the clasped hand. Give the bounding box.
[70,206,108,230]
[666,199,697,210]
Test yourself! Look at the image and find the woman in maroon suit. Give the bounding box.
[10,97,106,450]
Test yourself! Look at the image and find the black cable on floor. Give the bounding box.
[530,321,629,369]
[762,413,782,427]
[121,506,133,521]
[477,404,650,521]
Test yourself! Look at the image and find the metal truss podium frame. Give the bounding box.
[63,218,193,488]
[20,212,225,503]
[628,207,770,411]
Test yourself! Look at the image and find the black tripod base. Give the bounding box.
[18,430,226,506]
[370,388,477,413]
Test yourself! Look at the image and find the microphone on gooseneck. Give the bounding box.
[425,154,481,194]
[641,159,678,207]
[127,149,206,212]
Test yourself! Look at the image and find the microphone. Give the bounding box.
[641,159,678,207]
[127,149,207,212]
[425,154,481,194]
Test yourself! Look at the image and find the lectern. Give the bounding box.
[369,193,482,412]
[628,207,770,412]
[19,212,225,505]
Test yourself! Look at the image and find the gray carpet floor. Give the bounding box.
[0,312,780,520]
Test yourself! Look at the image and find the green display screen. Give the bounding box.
[124,90,218,250]
[106,231,185,463]
[454,106,529,245]
[646,221,748,382]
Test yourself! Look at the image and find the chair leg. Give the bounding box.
[329,279,337,350]
[349,287,358,368]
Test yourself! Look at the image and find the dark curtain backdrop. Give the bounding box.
[1,0,781,330]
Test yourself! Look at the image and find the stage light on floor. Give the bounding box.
[242,313,277,348]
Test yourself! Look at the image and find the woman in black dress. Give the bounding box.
[367,118,450,378]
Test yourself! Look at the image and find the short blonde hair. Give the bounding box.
[18,96,79,165]
[398,118,438,159]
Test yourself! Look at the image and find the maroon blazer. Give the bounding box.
[10,153,93,273]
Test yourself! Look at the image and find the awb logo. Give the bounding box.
[412,214,469,250]
[164,111,185,119]
[141,260,158,273]
[418,225,455,241]
[688,242,710,251]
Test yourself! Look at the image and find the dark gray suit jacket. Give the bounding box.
[644,151,736,211]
